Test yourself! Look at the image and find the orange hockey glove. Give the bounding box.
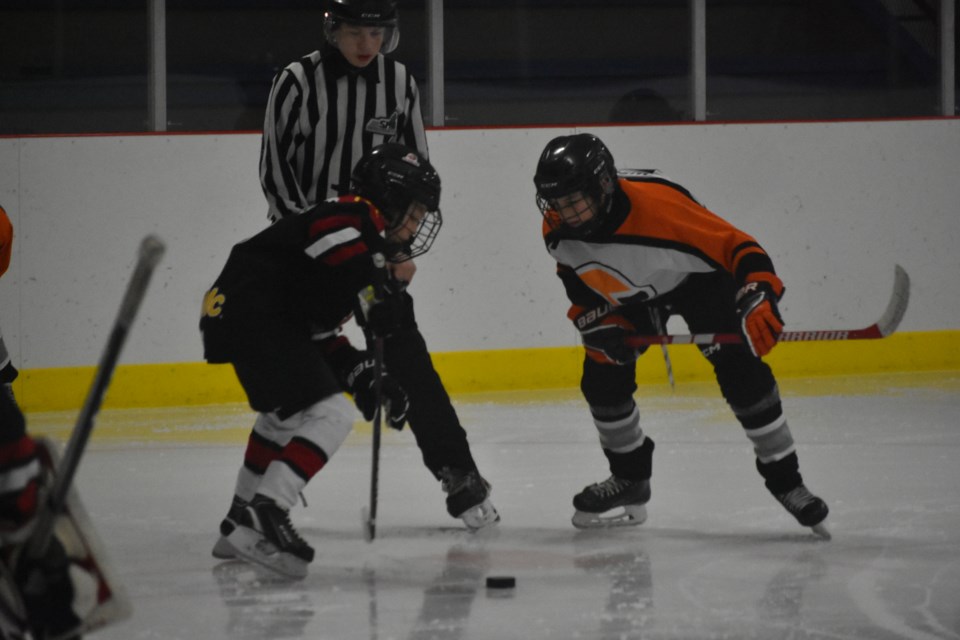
[735,279,784,357]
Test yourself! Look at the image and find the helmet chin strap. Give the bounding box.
[385,243,413,263]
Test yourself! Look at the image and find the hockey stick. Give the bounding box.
[361,335,385,543]
[625,265,910,348]
[27,235,166,559]
[648,306,675,389]
[360,253,388,543]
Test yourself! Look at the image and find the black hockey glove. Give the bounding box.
[342,353,410,430]
[577,311,641,366]
[357,284,405,339]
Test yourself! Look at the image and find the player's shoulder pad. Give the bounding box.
[314,196,372,215]
[617,168,663,181]
[314,196,387,235]
[618,169,700,205]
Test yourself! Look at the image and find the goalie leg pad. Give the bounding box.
[11,439,131,639]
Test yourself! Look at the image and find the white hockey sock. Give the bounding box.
[256,462,307,511]
[232,466,262,503]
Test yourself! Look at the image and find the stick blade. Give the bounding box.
[138,234,166,267]
[876,264,910,337]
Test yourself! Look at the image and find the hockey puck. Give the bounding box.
[485,576,516,589]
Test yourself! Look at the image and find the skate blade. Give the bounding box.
[226,526,309,580]
[211,534,237,560]
[461,498,501,532]
[811,521,832,541]
[572,504,647,530]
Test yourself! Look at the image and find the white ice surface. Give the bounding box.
[33,375,960,640]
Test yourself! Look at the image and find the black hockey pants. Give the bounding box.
[581,271,801,490]
[383,291,478,478]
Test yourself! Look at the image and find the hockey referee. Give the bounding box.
[259,0,428,221]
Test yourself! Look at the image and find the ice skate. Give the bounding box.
[226,494,314,579]
[775,484,831,540]
[211,495,247,560]
[572,475,650,529]
[440,468,500,531]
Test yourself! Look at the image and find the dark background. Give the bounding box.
[0,0,954,134]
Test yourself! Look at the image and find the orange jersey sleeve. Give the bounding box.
[620,179,772,273]
[543,175,782,312]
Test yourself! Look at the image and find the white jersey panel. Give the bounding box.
[548,238,715,305]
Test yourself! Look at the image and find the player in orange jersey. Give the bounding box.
[533,134,829,537]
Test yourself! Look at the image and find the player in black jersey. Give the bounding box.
[202,144,495,578]
[256,0,498,537]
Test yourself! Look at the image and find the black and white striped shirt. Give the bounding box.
[259,47,428,222]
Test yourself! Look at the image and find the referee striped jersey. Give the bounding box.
[259,47,428,222]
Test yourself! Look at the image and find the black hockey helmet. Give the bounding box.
[533,133,618,236]
[351,143,442,261]
[324,0,400,54]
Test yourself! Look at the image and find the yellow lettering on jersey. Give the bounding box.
[202,287,225,318]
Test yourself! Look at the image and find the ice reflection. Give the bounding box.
[212,561,314,638]
[406,544,490,640]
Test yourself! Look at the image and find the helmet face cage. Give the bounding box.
[390,205,442,262]
[351,144,442,262]
[534,134,617,236]
[324,0,400,53]
[536,191,604,233]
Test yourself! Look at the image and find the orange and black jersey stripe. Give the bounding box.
[543,171,783,316]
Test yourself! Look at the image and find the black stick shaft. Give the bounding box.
[28,235,165,559]
[364,252,387,542]
[367,335,384,541]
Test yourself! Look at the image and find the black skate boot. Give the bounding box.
[572,475,650,529]
[226,494,315,579]
[211,495,247,559]
[439,468,500,531]
[774,484,831,539]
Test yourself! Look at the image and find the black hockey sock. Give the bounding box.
[604,437,655,481]
[756,452,803,494]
